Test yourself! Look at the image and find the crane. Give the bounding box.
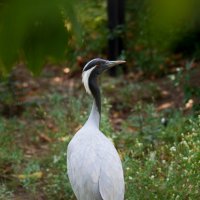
[67,58,125,200]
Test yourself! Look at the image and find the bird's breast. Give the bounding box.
[67,128,124,200]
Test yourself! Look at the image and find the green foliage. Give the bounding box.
[0,0,79,74]
[0,1,200,198]
[67,1,107,62]
[123,116,200,199]
[0,118,22,171]
[0,184,13,200]
[0,70,200,199]
[126,0,200,74]
[42,143,74,199]
[19,161,41,192]
[0,0,200,76]
[168,60,200,111]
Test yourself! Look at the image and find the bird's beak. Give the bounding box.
[106,60,126,68]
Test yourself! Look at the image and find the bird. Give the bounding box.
[67,58,125,200]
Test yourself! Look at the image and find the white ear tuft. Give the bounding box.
[82,66,96,95]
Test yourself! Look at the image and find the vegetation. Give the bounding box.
[0,0,200,199]
[0,0,79,74]
[0,0,199,75]
[0,68,199,199]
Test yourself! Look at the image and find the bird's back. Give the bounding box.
[67,126,124,200]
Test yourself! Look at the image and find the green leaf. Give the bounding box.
[0,0,79,75]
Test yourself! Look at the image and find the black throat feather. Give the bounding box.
[88,69,101,115]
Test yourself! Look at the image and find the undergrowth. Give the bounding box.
[0,77,199,200]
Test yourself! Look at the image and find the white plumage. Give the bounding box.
[67,58,125,200]
[82,66,96,95]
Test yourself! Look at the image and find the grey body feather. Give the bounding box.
[67,103,124,200]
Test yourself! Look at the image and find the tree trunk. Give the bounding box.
[107,0,125,76]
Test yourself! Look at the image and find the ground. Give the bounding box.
[0,62,199,199]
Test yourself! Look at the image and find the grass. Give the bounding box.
[122,116,200,199]
[0,74,199,200]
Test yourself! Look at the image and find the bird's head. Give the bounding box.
[82,58,126,95]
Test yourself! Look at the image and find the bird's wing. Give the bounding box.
[67,132,103,200]
[98,138,125,200]
[67,129,124,200]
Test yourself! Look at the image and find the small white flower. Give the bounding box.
[150,175,155,179]
[170,146,176,152]
[128,176,133,180]
[162,160,166,164]
[182,157,188,161]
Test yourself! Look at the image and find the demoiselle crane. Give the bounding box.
[67,58,125,200]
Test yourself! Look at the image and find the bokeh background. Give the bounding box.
[0,0,200,199]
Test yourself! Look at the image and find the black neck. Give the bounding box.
[88,69,101,115]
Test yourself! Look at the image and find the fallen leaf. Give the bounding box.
[185,99,193,109]
[15,172,43,180]
[39,134,52,143]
